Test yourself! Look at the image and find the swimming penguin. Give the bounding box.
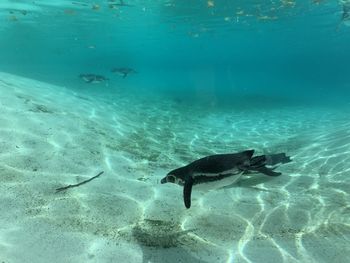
[79,74,108,84]
[111,67,137,78]
[161,150,291,209]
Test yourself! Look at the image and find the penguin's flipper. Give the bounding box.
[255,166,281,177]
[183,176,194,209]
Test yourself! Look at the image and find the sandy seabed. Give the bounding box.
[0,72,349,263]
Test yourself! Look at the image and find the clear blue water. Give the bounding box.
[0,1,350,263]
[1,0,350,103]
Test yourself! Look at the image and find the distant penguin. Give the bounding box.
[161,150,291,209]
[110,0,132,7]
[79,74,108,84]
[111,67,137,78]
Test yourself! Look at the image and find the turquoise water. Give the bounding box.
[0,1,350,263]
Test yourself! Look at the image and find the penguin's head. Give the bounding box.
[161,167,187,185]
[161,173,185,186]
[161,174,175,184]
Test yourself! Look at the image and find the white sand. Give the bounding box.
[0,72,349,263]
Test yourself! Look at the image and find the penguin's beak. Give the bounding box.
[160,177,167,184]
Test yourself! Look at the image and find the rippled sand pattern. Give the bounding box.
[0,72,349,263]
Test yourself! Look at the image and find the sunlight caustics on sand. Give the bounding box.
[0,72,349,263]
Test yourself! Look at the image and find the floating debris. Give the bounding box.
[281,0,296,7]
[72,1,89,7]
[56,171,104,193]
[257,15,278,21]
[92,4,100,10]
[207,1,215,8]
[9,15,18,22]
[64,9,76,15]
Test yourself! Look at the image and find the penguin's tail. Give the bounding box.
[250,153,292,177]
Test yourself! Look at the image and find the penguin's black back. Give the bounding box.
[186,150,254,174]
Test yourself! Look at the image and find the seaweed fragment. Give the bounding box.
[55,171,104,193]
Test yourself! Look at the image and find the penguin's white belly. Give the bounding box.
[193,172,244,191]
